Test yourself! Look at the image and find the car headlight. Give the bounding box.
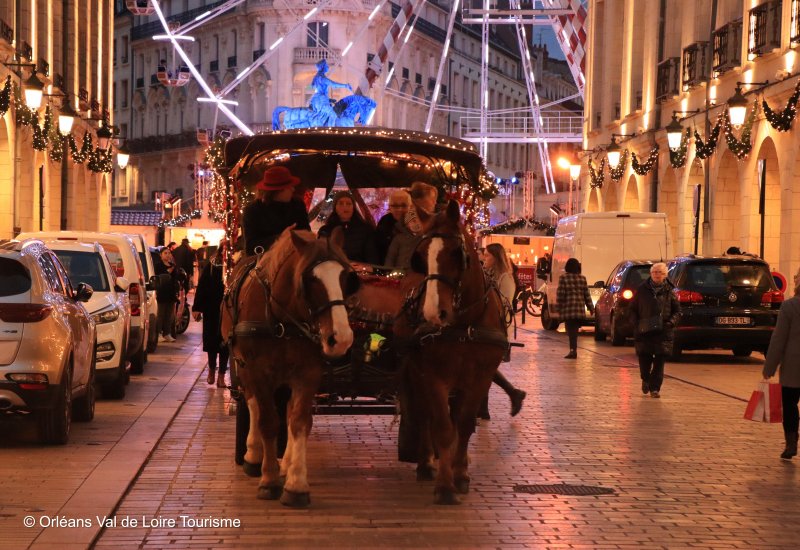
[93,308,120,324]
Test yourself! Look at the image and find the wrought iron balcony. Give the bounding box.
[748,0,781,60]
[38,58,49,77]
[227,55,237,68]
[210,60,219,72]
[790,0,800,45]
[0,19,12,44]
[656,57,680,102]
[713,19,742,76]
[682,41,708,91]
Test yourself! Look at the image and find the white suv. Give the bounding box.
[0,240,96,444]
[18,232,150,374]
[119,233,159,354]
[44,241,132,399]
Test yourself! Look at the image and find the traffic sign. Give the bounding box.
[772,271,787,293]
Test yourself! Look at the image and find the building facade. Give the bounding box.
[584,0,800,288]
[112,0,538,214]
[0,0,115,238]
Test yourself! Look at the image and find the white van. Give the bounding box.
[540,212,673,330]
[118,233,159,353]
[17,231,151,373]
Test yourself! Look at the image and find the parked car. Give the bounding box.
[119,233,159,354]
[540,212,672,330]
[17,232,150,374]
[594,260,655,345]
[44,241,132,399]
[666,254,782,358]
[0,240,96,444]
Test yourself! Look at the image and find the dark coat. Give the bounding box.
[628,278,682,355]
[375,213,398,263]
[318,215,379,264]
[192,261,226,352]
[556,273,594,320]
[155,268,181,304]
[384,222,419,269]
[763,296,800,388]
[242,198,310,255]
[172,243,195,277]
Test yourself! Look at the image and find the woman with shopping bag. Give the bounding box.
[762,277,800,460]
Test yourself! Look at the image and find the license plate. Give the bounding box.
[715,316,750,325]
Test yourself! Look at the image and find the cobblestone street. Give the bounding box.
[92,324,798,549]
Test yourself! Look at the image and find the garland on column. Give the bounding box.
[762,79,800,132]
[631,146,659,176]
[723,101,757,159]
[0,76,11,115]
[47,115,64,162]
[609,149,628,181]
[694,113,723,159]
[87,145,114,173]
[32,106,52,151]
[588,158,605,188]
[68,131,94,164]
[13,84,38,127]
[669,128,690,168]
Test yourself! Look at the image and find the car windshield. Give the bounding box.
[0,258,32,296]
[625,265,652,288]
[684,263,774,293]
[53,251,110,292]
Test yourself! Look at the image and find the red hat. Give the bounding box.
[256,166,300,191]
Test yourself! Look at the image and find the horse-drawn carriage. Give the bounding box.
[219,127,509,506]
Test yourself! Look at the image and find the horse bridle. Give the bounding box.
[413,232,469,309]
[300,258,355,319]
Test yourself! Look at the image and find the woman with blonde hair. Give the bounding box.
[405,181,438,235]
[479,242,526,419]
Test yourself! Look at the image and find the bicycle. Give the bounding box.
[513,284,544,318]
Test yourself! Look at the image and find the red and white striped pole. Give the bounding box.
[355,0,416,96]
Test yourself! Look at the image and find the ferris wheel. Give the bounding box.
[134,0,586,195]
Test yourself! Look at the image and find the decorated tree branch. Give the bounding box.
[694,113,723,159]
[631,146,659,176]
[763,79,800,132]
[588,157,606,189]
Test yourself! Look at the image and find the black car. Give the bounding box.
[594,260,655,345]
[666,255,782,357]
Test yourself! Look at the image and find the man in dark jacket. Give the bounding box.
[171,238,195,290]
[628,262,681,398]
[156,248,182,343]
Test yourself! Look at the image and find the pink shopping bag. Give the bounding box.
[744,380,782,423]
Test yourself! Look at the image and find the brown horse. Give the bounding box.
[220,228,358,507]
[405,200,509,504]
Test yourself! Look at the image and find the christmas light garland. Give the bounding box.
[478,216,556,236]
[609,150,629,181]
[631,146,659,176]
[157,209,202,227]
[588,158,606,189]
[669,128,690,168]
[694,114,723,159]
[0,76,11,115]
[723,101,757,159]
[32,106,52,151]
[762,79,800,132]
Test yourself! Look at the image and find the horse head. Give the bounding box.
[289,228,358,357]
[412,200,473,326]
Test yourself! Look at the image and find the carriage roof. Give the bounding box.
[223,127,484,191]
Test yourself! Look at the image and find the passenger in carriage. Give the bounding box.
[478,243,527,419]
[375,189,411,262]
[405,181,439,235]
[317,191,379,264]
[241,166,311,256]
[385,208,419,270]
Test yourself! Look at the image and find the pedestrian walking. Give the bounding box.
[762,276,800,460]
[628,262,681,398]
[172,238,195,290]
[477,243,526,419]
[556,258,594,359]
[156,247,181,343]
[192,243,229,388]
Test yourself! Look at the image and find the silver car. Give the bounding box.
[0,240,96,444]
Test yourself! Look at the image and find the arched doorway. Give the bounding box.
[751,137,781,267]
[659,169,679,251]
[709,150,740,256]
[603,181,619,211]
[622,174,640,211]
[683,160,704,255]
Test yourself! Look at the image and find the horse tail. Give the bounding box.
[272,107,287,130]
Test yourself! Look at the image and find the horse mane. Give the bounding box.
[257,228,306,284]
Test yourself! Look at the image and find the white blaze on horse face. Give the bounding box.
[423,238,445,325]
[312,261,354,357]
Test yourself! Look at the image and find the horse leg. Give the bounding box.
[242,394,263,477]
[255,391,283,501]
[426,380,460,505]
[452,387,485,494]
[280,384,315,508]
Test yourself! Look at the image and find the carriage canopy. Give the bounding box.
[223,127,486,193]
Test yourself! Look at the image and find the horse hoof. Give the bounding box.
[257,484,283,500]
[434,488,461,505]
[280,489,311,508]
[242,460,261,478]
[416,465,436,482]
[455,478,470,494]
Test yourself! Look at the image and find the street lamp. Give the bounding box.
[606,136,622,169]
[665,114,684,151]
[96,124,113,149]
[58,98,79,135]
[727,81,768,127]
[23,72,45,110]
[116,142,130,169]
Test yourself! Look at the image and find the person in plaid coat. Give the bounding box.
[556,258,594,359]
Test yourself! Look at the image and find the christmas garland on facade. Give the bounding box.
[609,149,629,181]
[0,76,11,114]
[694,114,722,159]
[723,101,757,159]
[478,216,556,236]
[588,158,606,188]
[762,79,800,132]
[669,128,690,168]
[631,146,659,176]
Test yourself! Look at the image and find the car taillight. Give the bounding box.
[0,303,53,323]
[761,290,784,307]
[675,290,704,305]
[129,283,142,316]
[621,289,634,300]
